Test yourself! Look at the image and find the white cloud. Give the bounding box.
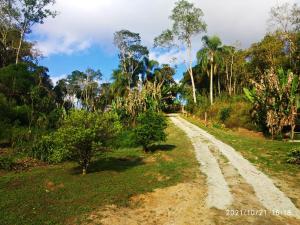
[50,74,67,85]
[34,0,296,62]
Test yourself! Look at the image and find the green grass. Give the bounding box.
[0,121,199,225]
[183,115,300,184]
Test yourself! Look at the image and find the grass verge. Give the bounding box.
[0,121,199,225]
[183,114,300,204]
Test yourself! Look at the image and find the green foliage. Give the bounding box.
[287,149,300,165]
[33,110,122,174]
[0,156,15,171]
[243,88,255,103]
[112,129,138,149]
[134,110,167,151]
[219,107,232,123]
[31,133,68,163]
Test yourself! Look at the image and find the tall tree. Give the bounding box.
[113,30,148,91]
[8,0,57,64]
[154,0,206,104]
[197,35,223,105]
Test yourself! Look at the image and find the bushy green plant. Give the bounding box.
[134,110,167,152]
[287,149,300,165]
[58,110,121,174]
[0,156,15,171]
[31,133,68,163]
[32,110,122,174]
[219,107,232,123]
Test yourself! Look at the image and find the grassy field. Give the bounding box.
[183,115,300,188]
[0,121,199,225]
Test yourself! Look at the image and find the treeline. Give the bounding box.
[0,1,177,173]
[172,2,300,138]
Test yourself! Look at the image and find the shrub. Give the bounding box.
[287,149,300,165]
[219,107,232,123]
[0,156,15,171]
[112,129,138,148]
[134,110,167,152]
[31,133,68,163]
[57,110,121,174]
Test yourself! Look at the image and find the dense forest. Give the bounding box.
[0,0,300,171]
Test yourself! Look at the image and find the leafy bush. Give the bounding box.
[219,107,232,123]
[134,110,167,152]
[31,133,68,163]
[0,156,15,171]
[112,129,138,148]
[61,110,122,174]
[287,149,300,165]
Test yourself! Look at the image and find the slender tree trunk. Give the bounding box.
[217,73,221,96]
[187,43,197,104]
[189,69,197,104]
[225,63,230,95]
[291,124,295,140]
[16,30,24,64]
[230,55,233,96]
[210,64,213,105]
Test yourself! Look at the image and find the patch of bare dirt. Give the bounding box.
[143,156,156,164]
[271,173,300,209]
[44,180,64,192]
[84,179,213,225]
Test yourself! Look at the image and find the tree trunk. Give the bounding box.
[217,73,221,96]
[82,168,87,175]
[143,145,149,153]
[189,69,197,104]
[210,64,213,105]
[230,55,234,96]
[16,30,24,65]
[291,124,295,140]
[187,43,197,104]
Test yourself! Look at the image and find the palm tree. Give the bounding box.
[197,35,223,105]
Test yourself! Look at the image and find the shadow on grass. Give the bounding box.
[70,156,145,175]
[148,144,176,152]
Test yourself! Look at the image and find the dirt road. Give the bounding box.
[85,115,300,225]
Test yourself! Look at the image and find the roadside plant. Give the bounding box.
[134,110,167,152]
[244,68,299,139]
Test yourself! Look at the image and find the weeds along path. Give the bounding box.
[170,114,300,220]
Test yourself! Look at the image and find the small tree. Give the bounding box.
[57,110,121,175]
[134,110,167,152]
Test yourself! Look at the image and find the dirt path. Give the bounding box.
[170,115,300,220]
[84,115,300,225]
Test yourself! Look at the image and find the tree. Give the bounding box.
[268,3,300,68]
[9,0,57,64]
[134,110,167,152]
[197,35,223,105]
[64,68,102,111]
[269,2,300,33]
[154,0,206,104]
[113,30,148,92]
[56,110,121,175]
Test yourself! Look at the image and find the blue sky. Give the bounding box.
[38,46,119,83]
[31,0,295,85]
